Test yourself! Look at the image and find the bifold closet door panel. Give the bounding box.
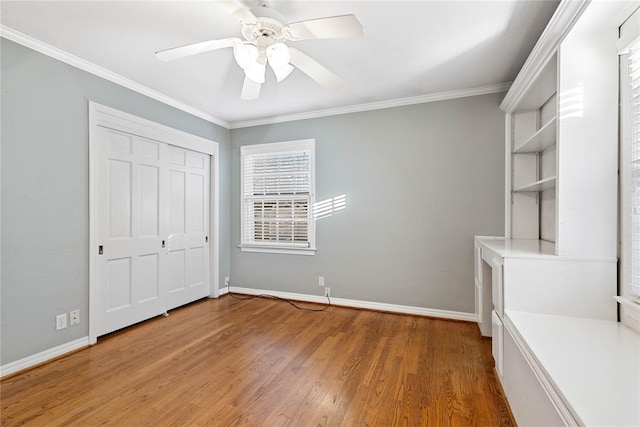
[95,128,210,338]
[95,128,168,336]
[166,146,210,310]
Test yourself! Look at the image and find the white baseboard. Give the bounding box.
[1,289,473,378]
[0,337,89,378]
[226,286,476,322]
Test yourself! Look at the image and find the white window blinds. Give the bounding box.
[240,140,315,253]
[626,39,640,296]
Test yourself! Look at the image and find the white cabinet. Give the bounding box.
[502,4,618,259]
[475,236,617,424]
[502,323,565,426]
[503,311,640,426]
[475,237,616,321]
[475,1,640,425]
[474,236,499,337]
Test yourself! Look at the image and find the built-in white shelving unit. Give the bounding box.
[513,117,557,153]
[474,1,639,425]
[513,176,556,193]
[508,51,559,244]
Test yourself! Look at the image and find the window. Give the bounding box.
[625,39,640,298]
[619,6,640,331]
[240,139,316,255]
[620,8,640,298]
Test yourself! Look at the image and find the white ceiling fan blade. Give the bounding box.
[156,37,240,62]
[285,15,364,41]
[241,76,262,100]
[289,48,343,89]
[216,0,258,24]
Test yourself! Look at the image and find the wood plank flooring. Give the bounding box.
[1,295,514,426]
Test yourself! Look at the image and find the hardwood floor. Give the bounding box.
[1,295,514,426]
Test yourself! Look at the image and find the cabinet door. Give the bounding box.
[503,327,565,426]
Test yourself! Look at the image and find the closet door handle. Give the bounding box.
[205,236,208,243]
[98,245,103,255]
[162,240,165,248]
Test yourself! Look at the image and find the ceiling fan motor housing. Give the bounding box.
[241,7,287,46]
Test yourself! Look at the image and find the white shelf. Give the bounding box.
[514,116,557,153]
[513,176,556,192]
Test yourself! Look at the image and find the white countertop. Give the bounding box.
[475,237,557,258]
[505,310,640,426]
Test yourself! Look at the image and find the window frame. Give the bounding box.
[618,6,640,332]
[239,139,316,255]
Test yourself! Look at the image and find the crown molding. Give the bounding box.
[0,25,230,129]
[500,0,590,113]
[1,25,511,131]
[230,83,511,129]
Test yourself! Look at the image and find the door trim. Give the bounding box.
[88,101,220,344]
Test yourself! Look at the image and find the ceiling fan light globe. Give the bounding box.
[273,64,294,82]
[266,43,291,70]
[233,43,258,70]
[245,61,266,84]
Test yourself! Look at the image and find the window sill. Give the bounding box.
[614,295,640,311]
[238,245,317,256]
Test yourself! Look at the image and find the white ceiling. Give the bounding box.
[1,1,559,127]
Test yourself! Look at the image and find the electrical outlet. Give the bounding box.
[56,313,67,330]
[318,276,325,287]
[324,287,331,297]
[70,309,80,326]
[224,277,230,287]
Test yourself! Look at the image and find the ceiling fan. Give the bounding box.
[155,0,364,100]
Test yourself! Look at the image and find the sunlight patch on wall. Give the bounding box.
[559,83,584,120]
[314,194,347,220]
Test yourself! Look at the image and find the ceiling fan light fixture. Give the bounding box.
[233,43,258,70]
[266,43,291,69]
[272,64,294,82]
[245,60,267,83]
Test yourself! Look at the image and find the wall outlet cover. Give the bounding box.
[324,287,331,297]
[70,309,80,326]
[56,313,67,330]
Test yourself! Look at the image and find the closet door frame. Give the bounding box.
[88,101,220,345]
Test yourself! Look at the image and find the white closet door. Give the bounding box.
[166,146,210,310]
[95,128,168,336]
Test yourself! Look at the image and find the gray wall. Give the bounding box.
[1,39,231,365]
[230,93,505,312]
[1,36,504,366]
